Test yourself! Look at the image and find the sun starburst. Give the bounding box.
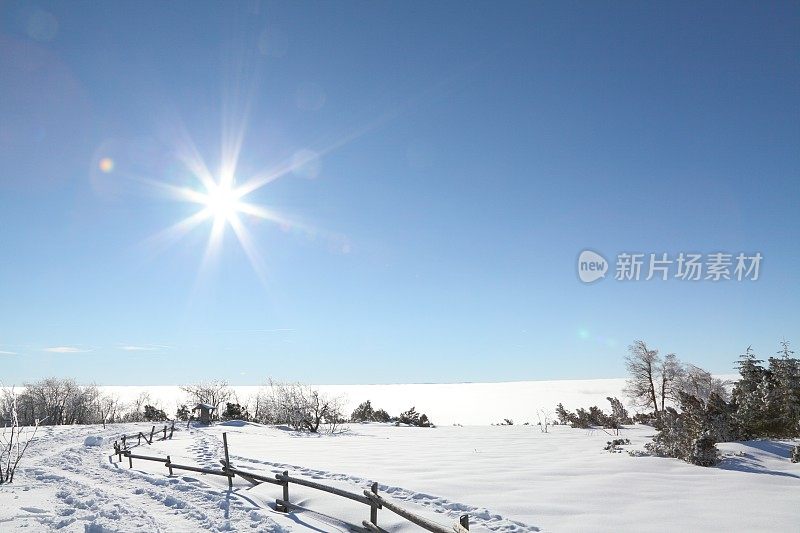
[139,141,294,286]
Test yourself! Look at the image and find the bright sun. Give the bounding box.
[202,181,241,222]
[150,167,289,285]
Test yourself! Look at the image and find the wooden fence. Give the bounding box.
[111,431,471,533]
[112,421,175,452]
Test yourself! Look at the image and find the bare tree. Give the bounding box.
[7,378,106,426]
[254,379,344,434]
[624,340,661,415]
[97,393,121,427]
[674,363,730,402]
[0,388,43,484]
[660,353,682,411]
[180,381,232,421]
[123,392,152,422]
[536,409,552,433]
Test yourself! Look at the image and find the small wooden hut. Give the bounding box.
[192,403,216,425]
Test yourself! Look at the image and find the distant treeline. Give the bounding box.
[1,379,162,427]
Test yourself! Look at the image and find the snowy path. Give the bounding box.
[3,424,290,532]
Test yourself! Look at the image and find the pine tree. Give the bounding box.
[732,346,769,438]
[705,392,736,442]
[606,396,632,425]
[555,403,571,425]
[350,400,376,422]
[768,340,800,437]
[176,404,190,421]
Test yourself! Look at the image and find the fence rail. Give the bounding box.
[112,421,175,452]
[111,431,471,532]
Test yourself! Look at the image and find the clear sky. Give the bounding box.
[1,1,798,385]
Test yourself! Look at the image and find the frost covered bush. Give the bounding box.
[690,433,718,467]
[143,405,168,422]
[604,438,631,453]
[176,404,190,421]
[221,402,250,421]
[350,400,375,422]
[645,393,726,466]
[555,397,629,430]
[350,400,392,423]
[373,408,391,423]
[251,380,344,433]
[397,407,432,427]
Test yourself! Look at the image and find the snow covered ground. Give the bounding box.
[1,420,798,532]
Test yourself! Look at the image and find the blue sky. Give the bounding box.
[1,1,798,385]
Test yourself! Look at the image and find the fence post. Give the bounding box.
[459,514,470,530]
[163,425,167,440]
[127,451,133,469]
[114,440,121,462]
[138,432,142,446]
[149,425,155,444]
[370,482,379,525]
[121,435,126,450]
[222,432,232,490]
[276,470,289,512]
[170,420,175,439]
[166,455,173,476]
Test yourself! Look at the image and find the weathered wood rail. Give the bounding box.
[111,431,472,532]
[112,421,175,452]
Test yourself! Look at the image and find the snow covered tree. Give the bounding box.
[645,407,686,459]
[732,346,769,438]
[606,397,632,425]
[624,340,662,416]
[0,388,43,483]
[704,392,737,442]
[8,379,104,426]
[674,364,729,403]
[645,391,727,466]
[689,433,718,467]
[768,340,800,437]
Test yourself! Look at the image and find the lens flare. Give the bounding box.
[99,157,114,173]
